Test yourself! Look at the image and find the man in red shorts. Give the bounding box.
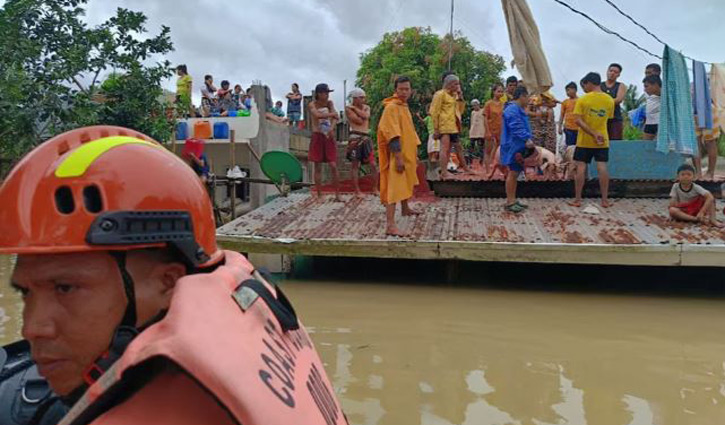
[308,83,341,200]
[669,164,723,227]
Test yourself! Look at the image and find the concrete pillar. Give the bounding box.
[249,84,291,209]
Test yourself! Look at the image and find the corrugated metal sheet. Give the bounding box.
[218,193,725,246]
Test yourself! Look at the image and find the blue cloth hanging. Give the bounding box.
[657,46,697,155]
[693,60,713,129]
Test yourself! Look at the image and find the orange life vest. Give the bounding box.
[59,251,347,425]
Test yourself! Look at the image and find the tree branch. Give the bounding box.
[72,76,89,95]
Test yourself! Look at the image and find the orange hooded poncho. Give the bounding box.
[377,94,420,205]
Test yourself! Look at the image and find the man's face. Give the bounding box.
[506,82,517,94]
[11,250,179,396]
[566,88,577,98]
[582,82,594,93]
[316,91,329,102]
[607,67,621,81]
[395,82,412,101]
[12,252,126,395]
[447,80,461,94]
[234,87,241,94]
[352,96,363,107]
[473,103,480,111]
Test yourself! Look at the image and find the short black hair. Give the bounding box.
[234,84,242,90]
[176,64,187,73]
[506,76,518,85]
[394,76,411,89]
[581,72,602,86]
[677,164,695,174]
[565,81,577,91]
[513,86,529,100]
[292,83,299,89]
[204,74,212,81]
[642,75,662,87]
[609,63,623,72]
[646,63,661,75]
[441,70,455,82]
[221,80,230,88]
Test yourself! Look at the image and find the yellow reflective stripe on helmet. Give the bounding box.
[55,136,160,178]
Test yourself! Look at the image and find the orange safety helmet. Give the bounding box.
[0,125,222,268]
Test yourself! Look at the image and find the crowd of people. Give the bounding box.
[174,65,304,127]
[304,61,722,234]
[174,62,721,232]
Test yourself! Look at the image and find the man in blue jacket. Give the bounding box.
[501,86,535,213]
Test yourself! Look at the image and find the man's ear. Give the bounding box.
[159,262,187,295]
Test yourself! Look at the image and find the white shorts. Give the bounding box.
[427,135,440,154]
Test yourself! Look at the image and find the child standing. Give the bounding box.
[558,82,579,147]
[669,164,723,227]
[642,75,662,141]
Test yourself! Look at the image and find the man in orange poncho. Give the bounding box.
[377,76,421,236]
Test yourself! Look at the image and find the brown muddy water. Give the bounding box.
[1,255,724,425]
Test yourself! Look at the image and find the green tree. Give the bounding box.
[356,27,506,154]
[622,84,645,113]
[0,0,174,174]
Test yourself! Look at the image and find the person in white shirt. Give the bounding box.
[642,75,661,140]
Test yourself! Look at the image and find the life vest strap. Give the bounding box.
[233,279,299,332]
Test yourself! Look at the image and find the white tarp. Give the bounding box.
[501,0,553,94]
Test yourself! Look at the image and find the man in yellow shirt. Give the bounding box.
[570,72,615,208]
[431,74,470,179]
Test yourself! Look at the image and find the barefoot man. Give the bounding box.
[308,83,341,200]
[378,76,420,236]
[432,74,471,179]
[570,72,615,209]
[345,88,378,195]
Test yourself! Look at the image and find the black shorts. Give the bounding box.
[444,133,460,143]
[573,147,609,163]
[644,124,658,135]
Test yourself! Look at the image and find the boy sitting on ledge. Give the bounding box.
[669,164,723,227]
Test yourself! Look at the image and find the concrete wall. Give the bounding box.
[589,140,685,179]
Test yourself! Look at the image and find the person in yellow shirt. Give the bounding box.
[570,72,615,208]
[377,76,421,237]
[175,65,193,117]
[558,82,579,146]
[431,74,470,179]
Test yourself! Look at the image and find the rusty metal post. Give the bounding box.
[230,129,237,220]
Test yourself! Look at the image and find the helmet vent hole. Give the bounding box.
[83,185,103,213]
[54,186,75,214]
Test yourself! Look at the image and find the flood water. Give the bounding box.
[1,255,724,424]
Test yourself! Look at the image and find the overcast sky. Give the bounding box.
[83,0,725,108]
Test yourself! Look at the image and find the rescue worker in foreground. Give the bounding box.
[0,126,346,425]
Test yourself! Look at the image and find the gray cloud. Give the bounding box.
[82,0,724,107]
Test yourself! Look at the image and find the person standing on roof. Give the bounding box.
[501,86,535,214]
[468,99,486,168]
[431,74,471,179]
[307,83,341,200]
[601,63,627,141]
[571,72,615,209]
[345,88,378,196]
[286,83,303,127]
[377,76,421,237]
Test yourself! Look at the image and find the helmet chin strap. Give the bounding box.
[78,252,140,391]
[109,252,138,328]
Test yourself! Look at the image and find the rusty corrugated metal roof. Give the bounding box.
[218,193,725,246]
